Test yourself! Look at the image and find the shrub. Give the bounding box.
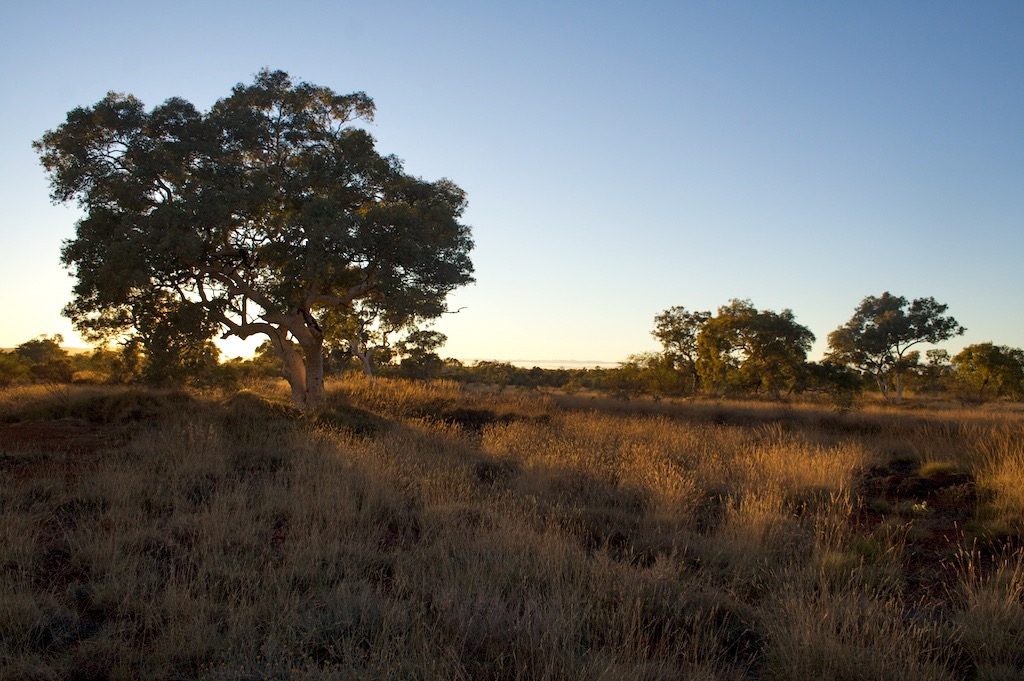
[0,352,30,387]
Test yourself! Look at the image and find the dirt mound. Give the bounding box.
[0,420,114,456]
[860,460,977,515]
[3,388,195,426]
[857,459,981,596]
[432,407,549,433]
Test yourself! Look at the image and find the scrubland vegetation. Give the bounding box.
[12,70,1023,679]
[2,377,1022,680]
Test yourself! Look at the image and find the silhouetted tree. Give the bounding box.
[15,335,73,382]
[827,292,964,401]
[0,352,30,387]
[321,299,421,376]
[37,69,473,408]
[396,329,447,379]
[806,360,864,411]
[74,290,221,386]
[909,349,953,395]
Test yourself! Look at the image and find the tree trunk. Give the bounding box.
[303,343,325,407]
[357,351,374,376]
[273,334,320,410]
[686,363,700,395]
[350,337,375,376]
[280,348,307,408]
[875,371,892,402]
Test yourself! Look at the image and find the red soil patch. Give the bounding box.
[0,420,115,455]
[0,420,120,482]
[856,459,980,597]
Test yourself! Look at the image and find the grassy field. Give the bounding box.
[1,378,1022,680]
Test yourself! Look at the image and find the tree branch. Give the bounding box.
[218,314,278,341]
[309,278,377,308]
[199,266,279,317]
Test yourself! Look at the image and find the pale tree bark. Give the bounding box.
[302,342,326,405]
[270,308,329,410]
[203,271,345,409]
[349,339,377,376]
[272,333,309,407]
[873,371,891,401]
[236,318,325,411]
[272,338,329,409]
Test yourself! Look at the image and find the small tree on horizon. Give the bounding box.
[395,329,447,379]
[14,335,73,383]
[951,343,1024,402]
[696,300,815,398]
[652,306,710,393]
[827,292,964,401]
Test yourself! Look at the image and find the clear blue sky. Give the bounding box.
[2,1,1022,362]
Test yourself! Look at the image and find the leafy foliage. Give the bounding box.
[652,306,710,393]
[14,335,73,382]
[395,329,447,379]
[696,300,815,397]
[827,292,964,400]
[36,69,473,407]
[952,343,1024,401]
[909,349,954,395]
[0,352,30,387]
[805,360,865,411]
[607,352,691,397]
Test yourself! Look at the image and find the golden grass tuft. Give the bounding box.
[1,379,1022,679]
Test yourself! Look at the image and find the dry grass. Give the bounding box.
[1,377,1022,679]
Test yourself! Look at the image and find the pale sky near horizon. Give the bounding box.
[1,2,1022,363]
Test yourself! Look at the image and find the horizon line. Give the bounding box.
[2,346,626,368]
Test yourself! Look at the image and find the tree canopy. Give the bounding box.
[952,343,1024,401]
[696,299,815,397]
[652,306,710,393]
[827,292,964,401]
[10,335,73,383]
[37,70,474,407]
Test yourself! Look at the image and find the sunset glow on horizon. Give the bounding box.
[2,2,1021,363]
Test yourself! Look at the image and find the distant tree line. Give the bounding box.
[0,325,451,391]
[636,291,1022,404]
[3,290,1022,405]
[440,291,1022,406]
[0,334,224,389]
[29,71,1022,409]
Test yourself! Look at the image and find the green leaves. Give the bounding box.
[653,306,710,365]
[37,70,474,404]
[826,292,965,399]
[652,301,815,397]
[952,343,1024,401]
[694,300,815,397]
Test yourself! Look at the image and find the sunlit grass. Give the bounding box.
[1,379,1022,679]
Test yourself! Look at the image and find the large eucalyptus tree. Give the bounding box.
[36,70,474,407]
